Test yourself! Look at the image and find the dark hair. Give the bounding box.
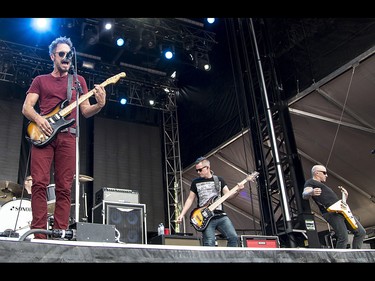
[48,36,73,56]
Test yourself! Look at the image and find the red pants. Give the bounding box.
[30,132,76,239]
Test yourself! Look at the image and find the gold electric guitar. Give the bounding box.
[327,186,358,229]
[26,72,126,147]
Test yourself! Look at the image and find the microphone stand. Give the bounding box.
[70,51,82,224]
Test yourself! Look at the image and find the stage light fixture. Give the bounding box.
[203,62,211,71]
[194,51,211,71]
[81,22,99,46]
[183,37,194,51]
[160,45,175,60]
[141,29,156,49]
[142,87,157,107]
[165,50,173,60]
[206,18,216,24]
[31,18,52,33]
[116,37,125,47]
[103,19,114,31]
[120,97,127,105]
[82,61,95,70]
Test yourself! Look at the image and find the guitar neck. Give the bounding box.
[59,87,97,117]
[208,177,248,212]
[339,186,346,204]
[59,72,126,118]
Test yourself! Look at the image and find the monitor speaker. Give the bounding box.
[93,201,146,244]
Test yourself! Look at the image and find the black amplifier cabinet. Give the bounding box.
[92,201,147,244]
[95,187,139,205]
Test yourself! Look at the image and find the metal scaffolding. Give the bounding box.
[162,94,184,234]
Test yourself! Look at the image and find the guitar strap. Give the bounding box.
[213,175,226,215]
[67,74,73,101]
[213,175,221,196]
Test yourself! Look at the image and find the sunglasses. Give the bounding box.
[54,51,73,59]
[318,171,327,175]
[196,166,208,172]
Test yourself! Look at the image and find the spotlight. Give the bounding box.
[160,45,175,60]
[104,23,112,30]
[206,18,216,24]
[31,18,52,33]
[81,22,99,46]
[141,29,156,49]
[120,97,127,105]
[165,50,173,60]
[116,37,125,47]
[103,19,114,31]
[142,87,157,107]
[194,51,211,71]
[203,62,211,71]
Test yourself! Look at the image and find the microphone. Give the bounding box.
[69,64,74,75]
[66,50,74,61]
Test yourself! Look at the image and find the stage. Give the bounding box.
[1,236,375,263]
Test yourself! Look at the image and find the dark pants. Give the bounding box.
[323,211,366,249]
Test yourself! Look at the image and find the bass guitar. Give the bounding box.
[190,171,259,232]
[327,185,358,229]
[26,72,126,147]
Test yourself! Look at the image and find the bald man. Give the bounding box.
[302,164,365,249]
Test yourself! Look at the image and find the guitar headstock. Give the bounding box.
[104,72,126,86]
[246,171,259,182]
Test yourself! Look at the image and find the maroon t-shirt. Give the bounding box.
[26,73,88,123]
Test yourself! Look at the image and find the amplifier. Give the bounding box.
[149,235,201,246]
[95,187,139,205]
[240,235,280,248]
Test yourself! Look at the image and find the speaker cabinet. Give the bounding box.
[92,201,147,244]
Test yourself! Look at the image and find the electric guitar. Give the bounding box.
[26,72,126,147]
[190,171,259,232]
[327,186,358,229]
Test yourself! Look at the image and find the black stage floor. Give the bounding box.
[1,236,375,263]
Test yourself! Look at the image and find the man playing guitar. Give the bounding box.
[302,164,366,249]
[176,156,247,247]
